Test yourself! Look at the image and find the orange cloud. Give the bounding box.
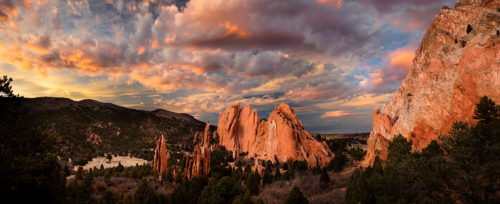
[361,45,415,87]
[368,70,383,85]
[164,35,176,43]
[316,0,343,8]
[223,21,249,38]
[388,46,414,71]
[320,110,354,118]
[137,46,146,55]
[0,1,18,20]
[287,85,334,101]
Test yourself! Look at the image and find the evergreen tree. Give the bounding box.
[285,186,308,204]
[327,150,347,172]
[0,75,16,97]
[134,179,158,204]
[246,172,261,195]
[262,170,273,185]
[319,168,330,190]
[274,168,281,181]
[473,96,498,122]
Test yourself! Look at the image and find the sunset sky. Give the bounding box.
[0,0,455,133]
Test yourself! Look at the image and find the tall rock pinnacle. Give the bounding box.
[363,0,500,166]
[218,103,334,168]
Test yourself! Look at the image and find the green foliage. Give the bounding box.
[0,100,66,203]
[348,147,366,161]
[134,179,162,204]
[262,170,273,185]
[293,160,308,172]
[166,168,174,183]
[210,149,234,177]
[88,163,153,179]
[100,190,116,204]
[327,150,347,172]
[232,191,253,204]
[315,134,325,142]
[473,96,498,122]
[387,134,412,163]
[346,96,500,204]
[0,75,17,98]
[2,95,206,165]
[285,186,308,204]
[169,177,208,204]
[325,135,367,153]
[66,174,94,204]
[198,176,242,204]
[319,168,330,190]
[274,168,281,181]
[246,172,261,195]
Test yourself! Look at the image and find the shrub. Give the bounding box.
[285,186,308,204]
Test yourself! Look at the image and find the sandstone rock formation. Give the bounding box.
[153,135,171,178]
[218,103,333,168]
[185,121,211,180]
[363,0,500,166]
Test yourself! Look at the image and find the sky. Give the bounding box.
[0,0,456,133]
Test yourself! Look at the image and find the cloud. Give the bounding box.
[320,110,354,118]
[0,0,452,133]
[361,0,455,31]
[358,44,416,92]
[316,0,343,8]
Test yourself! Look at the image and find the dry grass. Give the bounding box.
[260,168,355,204]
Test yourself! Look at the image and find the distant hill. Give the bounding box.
[2,97,206,165]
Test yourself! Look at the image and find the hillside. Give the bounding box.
[1,97,206,165]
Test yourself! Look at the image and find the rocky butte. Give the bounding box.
[185,121,211,180]
[218,103,333,168]
[363,0,500,166]
[153,135,170,178]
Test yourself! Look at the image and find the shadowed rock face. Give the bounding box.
[153,136,170,178]
[218,103,333,167]
[363,0,500,166]
[185,121,211,180]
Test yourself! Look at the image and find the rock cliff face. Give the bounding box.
[185,121,211,179]
[363,0,500,166]
[153,136,170,178]
[218,103,333,167]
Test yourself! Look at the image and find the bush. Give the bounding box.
[348,147,366,161]
[327,151,347,172]
[285,186,308,204]
[198,176,242,204]
[319,168,330,190]
[246,172,261,195]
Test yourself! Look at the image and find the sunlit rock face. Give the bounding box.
[185,121,211,180]
[218,103,333,168]
[363,0,500,166]
[153,136,170,178]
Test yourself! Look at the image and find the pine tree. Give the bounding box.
[285,186,308,204]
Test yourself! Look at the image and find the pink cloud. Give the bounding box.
[316,0,343,8]
[360,45,415,87]
[320,110,354,118]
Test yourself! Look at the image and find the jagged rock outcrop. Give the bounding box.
[185,121,211,180]
[153,135,171,178]
[363,0,500,166]
[218,103,334,168]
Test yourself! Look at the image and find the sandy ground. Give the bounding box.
[75,155,150,171]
